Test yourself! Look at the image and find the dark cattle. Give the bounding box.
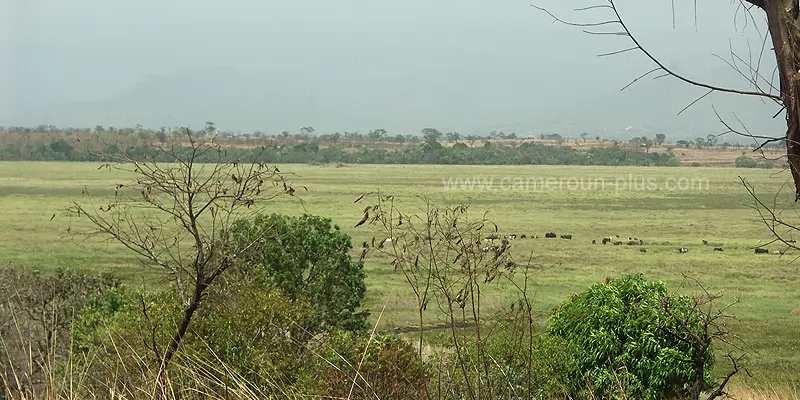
[713,247,724,252]
[520,234,527,239]
[613,241,623,245]
[640,248,647,253]
[560,234,573,240]
[702,240,709,245]
[592,239,597,244]
[602,237,613,244]
[755,248,769,254]
[545,232,557,238]
[626,240,637,246]
[678,248,689,253]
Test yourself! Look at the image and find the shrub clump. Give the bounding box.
[548,274,714,399]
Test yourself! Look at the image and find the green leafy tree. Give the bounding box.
[695,137,707,147]
[49,139,74,156]
[548,275,715,400]
[228,213,368,333]
[655,133,666,145]
[368,128,388,142]
[421,128,443,146]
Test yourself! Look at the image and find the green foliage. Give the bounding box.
[228,213,368,333]
[548,275,714,400]
[319,332,429,400]
[736,153,772,168]
[188,282,318,391]
[0,126,682,166]
[71,284,139,353]
[432,326,577,400]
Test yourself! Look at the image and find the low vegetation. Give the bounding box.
[1,125,682,166]
[0,133,798,398]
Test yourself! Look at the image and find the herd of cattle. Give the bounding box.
[482,233,787,255]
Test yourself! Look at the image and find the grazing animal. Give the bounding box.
[613,241,623,246]
[520,234,527,239]
[639,248,647,253]
[545,232,557,238]
[678,248,689,253]
[772,250,784,255]
[592,239,597,244]
[560,234,573,240]
[504,234,517,240]
[602,237,613,245]
[713,247,724,252]
[626,240,637,246]
[755,248,769,254]
[702,240,709,245]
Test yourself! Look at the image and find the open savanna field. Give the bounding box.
[1,161,799,392]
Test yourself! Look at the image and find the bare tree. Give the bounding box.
[68,129,298,377]
[660,275,747,400]
[356,195,522,400]
[534,0,800,198]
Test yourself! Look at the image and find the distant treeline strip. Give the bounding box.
[0,139,680,166]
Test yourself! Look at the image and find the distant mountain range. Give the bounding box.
[1,67,785,142]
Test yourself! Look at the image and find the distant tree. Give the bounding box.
[368,128,388,142]
[446,131,462,142]
[580,132,589,142]
[204,121,216,135]
[49,139,74,157]
[694,137,707,148]
[156,128,167,143]
[300,126,315,136]
[706,134,718,147]
[655,133,666,145]
[421,128,443,149]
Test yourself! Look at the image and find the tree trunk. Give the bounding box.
[158,281,206,378]
[764,0,800,199]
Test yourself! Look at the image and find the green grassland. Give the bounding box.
[1,161,799,387]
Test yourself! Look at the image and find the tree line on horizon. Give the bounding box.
[0,124,776,166]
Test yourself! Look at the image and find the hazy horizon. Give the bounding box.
[0,0,786,140]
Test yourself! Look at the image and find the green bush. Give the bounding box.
[228,213,368,333]
[318,332,429,400]
[547,275,714,400]
[187,281,319,392]
[736,153,772,168]
[431,327,576,400]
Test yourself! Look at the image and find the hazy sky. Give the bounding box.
[0,0,786,139]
